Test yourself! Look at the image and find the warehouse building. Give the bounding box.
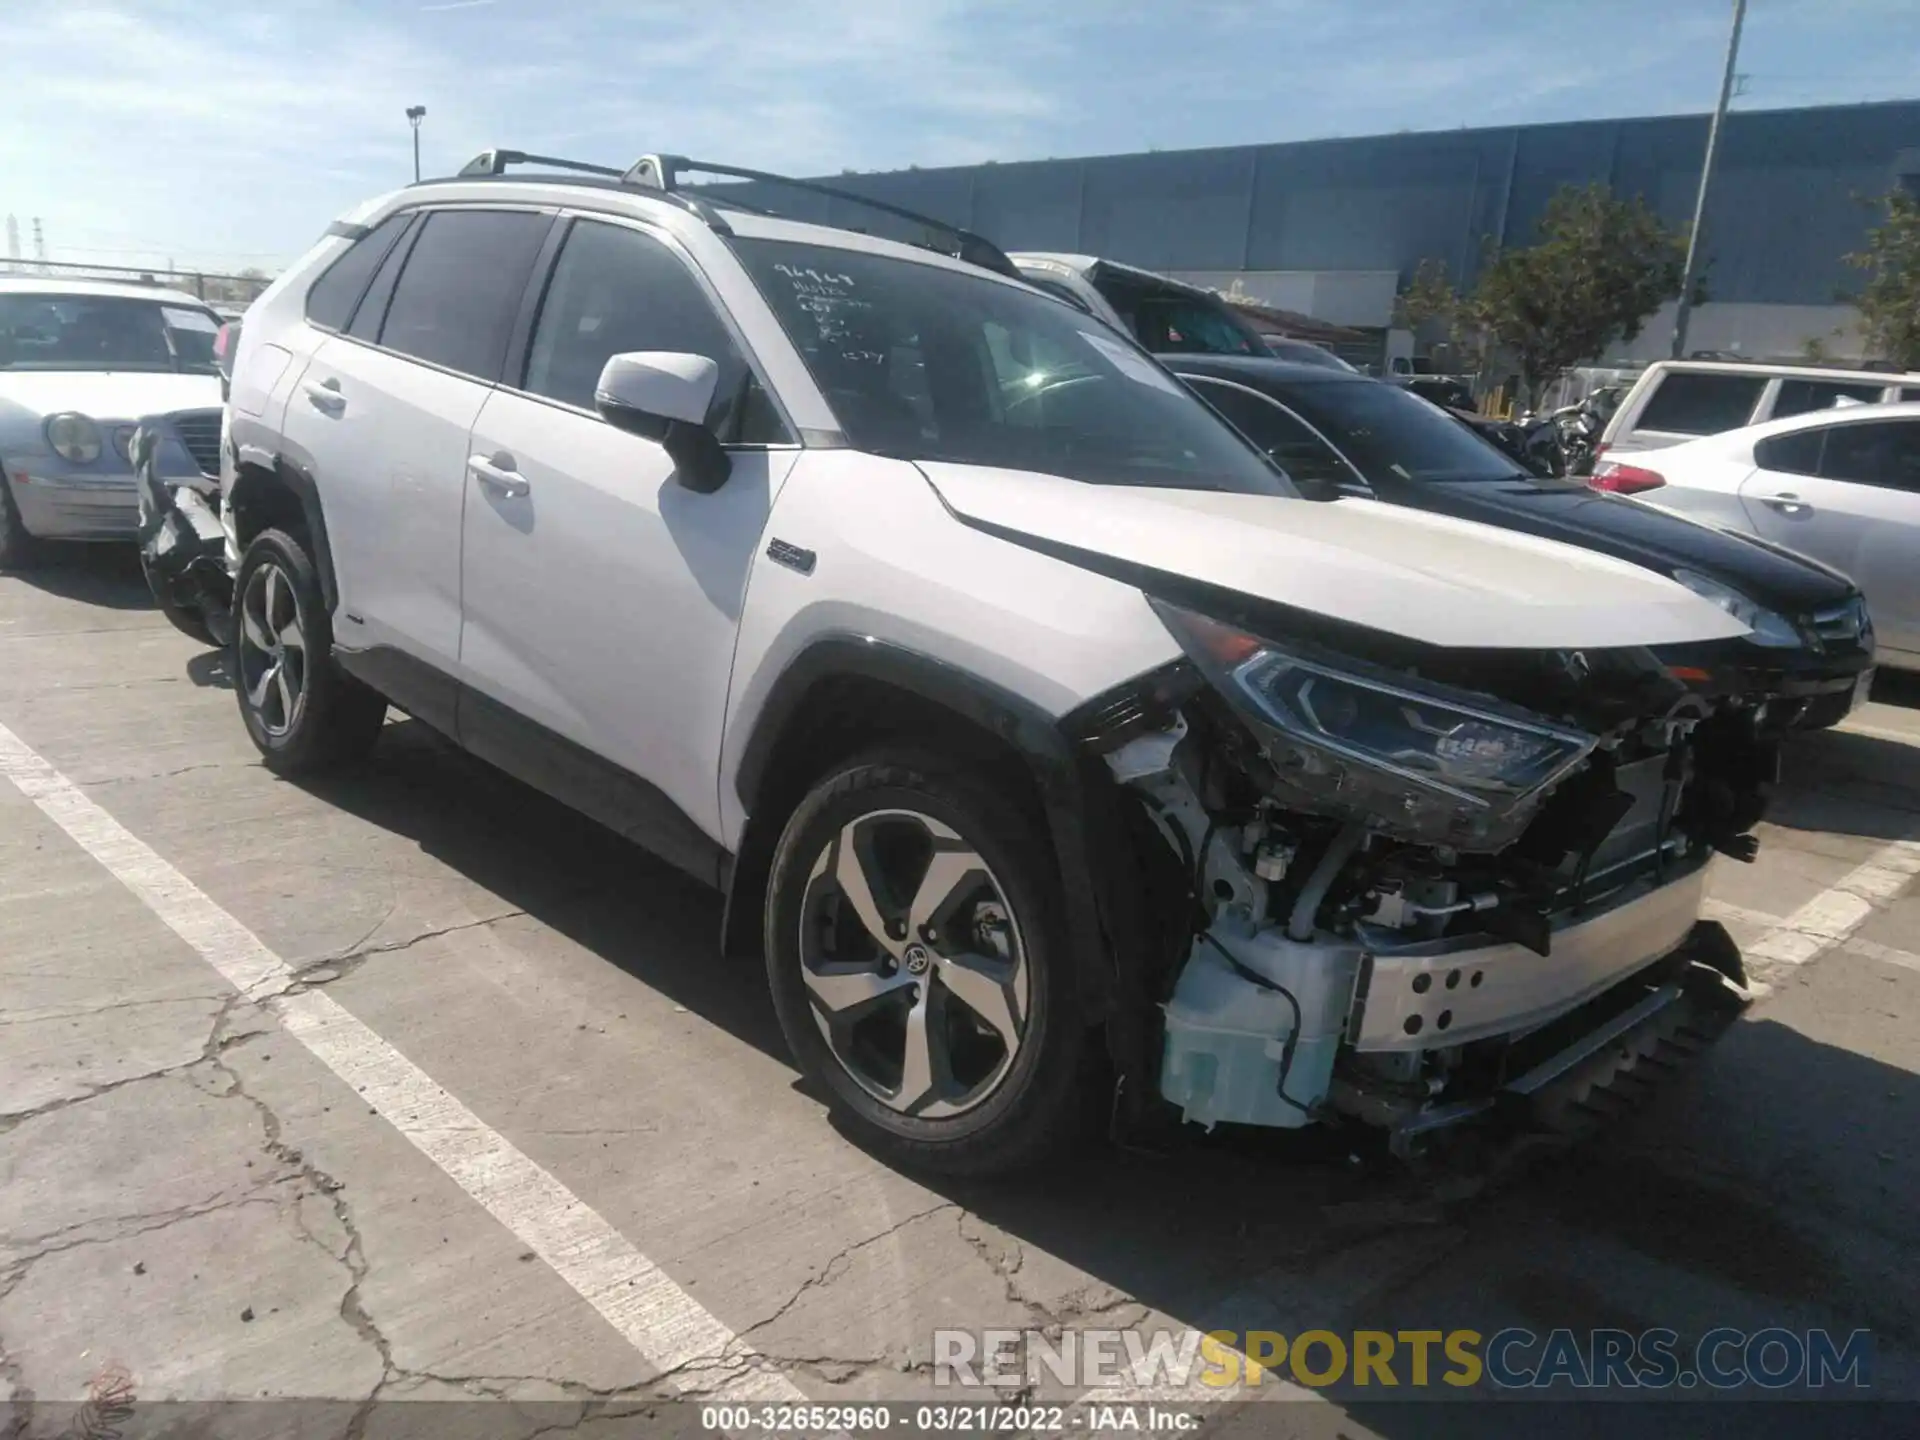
[774,99,1920,366]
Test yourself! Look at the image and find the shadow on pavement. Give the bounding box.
[288,717,788,1062]
[280,711,1917,1417]
[9,543,152,609]
[1773,728,1920,841]
[1869,669,1920,710]
[186,649,233,690]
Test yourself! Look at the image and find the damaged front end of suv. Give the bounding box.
[1075,592,1765,1156]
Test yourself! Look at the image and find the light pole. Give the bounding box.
[406,106,427,182]
[1671,0,1747,360]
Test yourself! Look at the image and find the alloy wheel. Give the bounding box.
[798,808,1030,1119]
[237,560,308,739]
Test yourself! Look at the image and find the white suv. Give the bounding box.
[220,151,1763,1174]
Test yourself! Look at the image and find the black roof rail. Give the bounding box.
[624,154,1020,278]
[447,148,1019,279]
[447,149,735,229]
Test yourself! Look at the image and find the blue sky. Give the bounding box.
[3,0,1916,274]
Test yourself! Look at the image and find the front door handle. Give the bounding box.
[1761,491,1810,515]
[468,453,529,498]
[302,377,344,414]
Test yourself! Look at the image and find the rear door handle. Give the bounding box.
[1761,491,1810,515]
[302,377,344,414]
[468,453,529,498]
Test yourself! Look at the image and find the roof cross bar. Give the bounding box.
[457,149,625,179]
[622,154,1020,278]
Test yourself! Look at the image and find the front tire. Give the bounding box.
[233,528,386,774]
[0,472,41,571]
[764,750,1094,1176]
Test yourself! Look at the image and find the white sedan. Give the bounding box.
[1592,400,1920,670]
[0,278,226,567]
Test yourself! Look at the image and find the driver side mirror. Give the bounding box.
[594,351,732,494]
[1286,471,1341,502]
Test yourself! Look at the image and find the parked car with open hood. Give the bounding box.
[1602,400,1920,674]
[1009,252,1272,356]
[0,278,225,568]
[1165,355,1874,732]
[215,149,1762,1175]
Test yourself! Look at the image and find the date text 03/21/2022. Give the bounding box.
[699,1404,1198,1432]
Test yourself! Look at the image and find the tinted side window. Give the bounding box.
[1754,428,1825,475]
[523,220,787,443]
[1188,379,1358,488]
[304,214,410,331]
[1819,420,1920,491]
[1772,379,1885,418]
[379,210,550,380]
[347,216,420,343]
[1636,373,1766,435]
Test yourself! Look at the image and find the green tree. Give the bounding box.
[1398,183,1691,404]
[1845,187,1920,370]
[1394,257,1459,330]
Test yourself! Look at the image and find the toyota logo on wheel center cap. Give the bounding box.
[903,944,932,974]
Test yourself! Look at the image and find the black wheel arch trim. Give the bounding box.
[726,634,1163,1112]
[228,452,341,614]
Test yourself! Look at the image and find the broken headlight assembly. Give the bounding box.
[1150,598,1596,849]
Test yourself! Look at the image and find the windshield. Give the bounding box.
[1276,378,1524,484]
[732,239,1289,494]
[0,294,221,374]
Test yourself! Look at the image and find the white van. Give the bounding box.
[1600,360,1920,457]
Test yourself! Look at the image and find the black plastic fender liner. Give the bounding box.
[226,452,341,613]
[726,635,1148,1082]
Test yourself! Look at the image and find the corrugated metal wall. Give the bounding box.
[747,101,1920,309]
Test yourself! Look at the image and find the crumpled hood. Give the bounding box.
[917,462,1751,650]
[0,370,222,424]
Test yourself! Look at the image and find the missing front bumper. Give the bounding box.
[1336,922,1749,1157]
[1346,858,1712,1052]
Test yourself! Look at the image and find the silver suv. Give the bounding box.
[212,149,1762,1173]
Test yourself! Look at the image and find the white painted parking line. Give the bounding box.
[1837,720,1920,747]
[1742,837,1920,969]
[0,718,803,1407]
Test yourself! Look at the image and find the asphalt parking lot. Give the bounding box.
[4,550,1919,1436]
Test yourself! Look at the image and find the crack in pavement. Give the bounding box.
[1,1194,284,1271]
[208,1048,397,1440]
[0,625,166,641]
[86,760,243,786]
[734,1200,959,1350]
[37,676,186,697]
[955,1212,1147,1335]
[0,992,228,1029]
[277,909,533,998]
[0,1014,268,1136]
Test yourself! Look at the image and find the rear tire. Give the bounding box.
[233,528,386,774]
[0,473,42,571]
[764,749,1094,1177]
